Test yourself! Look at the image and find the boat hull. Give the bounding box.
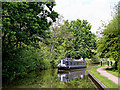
[58,66,86,71]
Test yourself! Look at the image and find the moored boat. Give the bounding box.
[57,58,86,70]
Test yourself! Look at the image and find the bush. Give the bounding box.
[91,55,101,64]
[2,46,51,84]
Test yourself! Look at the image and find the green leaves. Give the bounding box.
[2,2,58,49]
[2,2,58,83]
[66,19,97,59]
[50,18,97,60]
[97,12,120,61]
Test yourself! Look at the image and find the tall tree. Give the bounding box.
[50,15,65,57]
[97,2,120,69]
[67,19,97,59]
[50,17,74,63]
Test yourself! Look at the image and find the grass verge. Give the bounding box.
[106,69,120,78]
[89,65,119,88]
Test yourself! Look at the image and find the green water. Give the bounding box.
[4,68,96,88]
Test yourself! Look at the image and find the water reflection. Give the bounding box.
[4,68,95,88]
[57,68,86,82]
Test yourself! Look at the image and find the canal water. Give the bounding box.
[5,68,96,88]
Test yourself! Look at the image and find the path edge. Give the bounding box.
[88,71,108,89]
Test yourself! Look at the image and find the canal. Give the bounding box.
[4,68,96,88]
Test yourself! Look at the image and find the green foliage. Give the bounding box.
[2,47,51,83]
[2,2,97,84]
[49,17,74,64]
[97,16,120,60]
[91,54,101,64]
[50,19,97,61]
[66,19,97,59]
[2,2,58,83]
[97,4,120,70]
[97,2,120,62]
[2,2,58,49]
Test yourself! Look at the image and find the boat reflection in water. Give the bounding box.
[57,68,86,82]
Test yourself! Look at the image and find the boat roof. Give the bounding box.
[62,58,84,61]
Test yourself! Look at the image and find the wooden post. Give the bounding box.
[101,61,102,66]
[107,61,109,66]
[110,61,112,66]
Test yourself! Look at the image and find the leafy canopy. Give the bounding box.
[2,2,58,50]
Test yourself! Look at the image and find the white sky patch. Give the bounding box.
[53,0,119,34]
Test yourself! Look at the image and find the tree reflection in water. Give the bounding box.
[3,68,95,88]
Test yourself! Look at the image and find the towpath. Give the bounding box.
[97,66,120,86]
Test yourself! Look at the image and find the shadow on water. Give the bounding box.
[3,68,96,88]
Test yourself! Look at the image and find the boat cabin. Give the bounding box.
[57,58,86,70]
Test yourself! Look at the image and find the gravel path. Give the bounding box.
[97,66,120,86]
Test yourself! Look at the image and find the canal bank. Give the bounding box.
[88,71,107,89]
[97,66,120,86]
[89,65,119,88]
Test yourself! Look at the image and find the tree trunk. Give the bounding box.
[115,61,118,70]
[51,39,55,56]
[50,28,56,57]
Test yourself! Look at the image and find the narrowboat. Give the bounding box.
[57,58,86,70]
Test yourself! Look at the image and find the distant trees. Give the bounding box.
[49,16,74,66]
[50,19,97,61]
[66,19,97,59]
[97,2,120,69]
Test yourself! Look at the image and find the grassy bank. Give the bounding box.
[89,65,119,88]
[106,68,120,78]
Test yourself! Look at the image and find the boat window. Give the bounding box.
[59,77,61,80]
[66,61,69,65]
[63,77,66,81]
[59,60,61,64]
[63,60,65,64]
[70,62,72,65]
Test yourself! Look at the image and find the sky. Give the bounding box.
[53,0,119,34]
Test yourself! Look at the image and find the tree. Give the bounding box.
[50,19,97,60]
[50,16,74,66]
[2,2,58,82]
[2,2,58,50]
[50,15,65,57]
[54,20,74,58]
[97,2,120,69]
[67,19,97,59]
